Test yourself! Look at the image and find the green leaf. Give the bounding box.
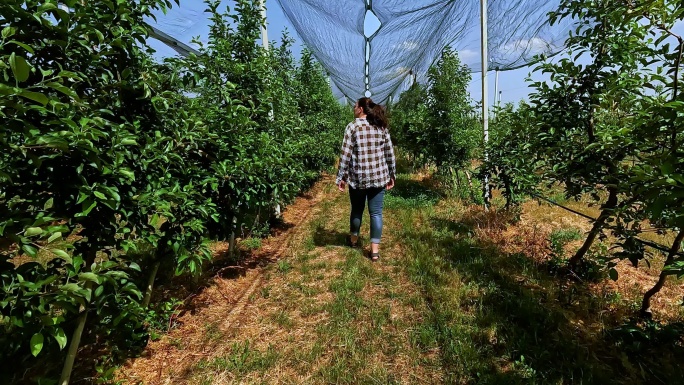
[19,90,49,105]
[30,333,44,357]
[61,283,81,293]
[75,200,97,217]
[95,29,105,44]
[78,272,100,284]
[8,41,35,55]
[150,214,160,228]
[46,82,80,101]
[10,53,30,83]
[36,135,69,150]
[44,198,54,210]
[22,244,38,257]
[2,26,16,39]
[50,249,71,261]
[609,268,618,281]
[25,227,43,237]
[120,139,138,146]
[53,328,67,350]
[48,232,62,243]
[38,3,58,12]
[119,168,135,180]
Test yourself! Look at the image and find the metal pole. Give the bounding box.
[260,0,269,51]
[494,69,500,109]
[481,0,490,209]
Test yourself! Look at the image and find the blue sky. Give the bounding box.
[149,1,684,107]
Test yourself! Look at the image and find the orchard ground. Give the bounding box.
[116,169,684,385]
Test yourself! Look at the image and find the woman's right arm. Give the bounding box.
[336,124,354,186]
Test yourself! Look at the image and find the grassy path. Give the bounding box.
[118,173,684,385]
[119,175,443,384]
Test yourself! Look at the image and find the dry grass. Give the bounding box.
[428,185,684,323]
[116,176,335,384]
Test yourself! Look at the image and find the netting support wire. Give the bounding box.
[481,0,491,210]
[260,0,269,51]
[149,26,200,57]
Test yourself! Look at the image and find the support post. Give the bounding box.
[494,68,500,109]
[260,0,269,51]
[481,0,490,209]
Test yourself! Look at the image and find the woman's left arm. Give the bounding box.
[384,130,396,181]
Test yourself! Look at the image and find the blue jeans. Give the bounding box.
[349,187,385,244]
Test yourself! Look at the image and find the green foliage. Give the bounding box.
[0,0,170,378]
[546,0,684,277]
[483,102,541,208]
[390,83,430,162]
[615,1,684,279]
[482,0,683,260]
[294,49,350,177]
[391,48,479,172]
[483,0,684,312]
[0,0,345,381]
[527,0,651,244]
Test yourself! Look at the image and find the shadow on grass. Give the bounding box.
[312,225,349,248]
[402,213,684,384]
[385,176,443,209]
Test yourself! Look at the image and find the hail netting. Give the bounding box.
[276,0,574,103]
[146,0,576,103]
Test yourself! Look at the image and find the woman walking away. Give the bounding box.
[336,97,396,261]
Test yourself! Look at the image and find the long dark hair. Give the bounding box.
[357,97,388,129]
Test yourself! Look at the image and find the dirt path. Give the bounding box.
[117,175,443,384]
[117,176,335,384]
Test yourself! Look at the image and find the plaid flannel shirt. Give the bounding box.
[336,118,396,189]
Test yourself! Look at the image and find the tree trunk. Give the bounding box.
[503,174,512,210]
[450,167,460,189]
[60,250,97,384]
[142,260,161,309]
[641,229,684,317]
[568,185,618,267]
[464,170,477,203]
[455,169,464,190]
[59,308,88,385]
[229,215,237,257]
